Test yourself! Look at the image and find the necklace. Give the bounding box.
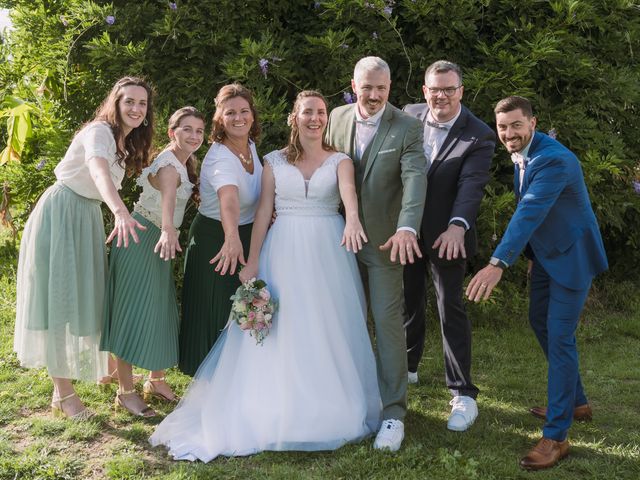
[225,139,253,165]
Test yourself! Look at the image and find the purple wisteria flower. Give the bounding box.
[169,2,177,10]
[35,159,46,171]
[314,1,321,8]
[343,92,355,104]
[340,43,349,49]
[383,6,393,15]
[364,2,375,8]
[372,32,378,39]
[105,15,115,25]
[60,15,68,27]
[633,180,640,195]
[259,58,269,78]
[548,128,557,139]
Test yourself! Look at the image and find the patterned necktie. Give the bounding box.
[511,152,527,194]
[426,120,448,131]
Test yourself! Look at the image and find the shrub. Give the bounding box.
[1,0,639,281]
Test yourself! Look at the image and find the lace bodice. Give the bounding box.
[133,150,193,228]
[264,150,349,216]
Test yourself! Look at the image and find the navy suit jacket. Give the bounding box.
[403,104,495,265]
[493,131,608,290]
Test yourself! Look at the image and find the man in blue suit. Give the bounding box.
[467,96,607,470]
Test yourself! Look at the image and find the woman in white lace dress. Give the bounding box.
[101,107,205,416]
[150,91,380,461]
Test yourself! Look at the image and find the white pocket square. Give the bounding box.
[378,148,397,155]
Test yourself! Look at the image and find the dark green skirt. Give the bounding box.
[101,213,179,371]
[178,212,253,376]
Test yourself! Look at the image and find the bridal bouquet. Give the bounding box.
[229,278,277,345]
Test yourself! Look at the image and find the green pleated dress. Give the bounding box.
[178,213,253,376]
[101,151,193,371]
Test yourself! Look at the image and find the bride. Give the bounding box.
[150,90,381,462]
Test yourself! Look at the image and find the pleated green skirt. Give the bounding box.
[178,212,252,376]
[101,212,179,371]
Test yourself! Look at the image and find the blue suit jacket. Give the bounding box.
[493,132,608,290]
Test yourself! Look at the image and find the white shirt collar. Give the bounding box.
[427,106,461,130]
[355,104,386,125]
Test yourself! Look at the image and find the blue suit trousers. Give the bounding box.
[529,259,590,441]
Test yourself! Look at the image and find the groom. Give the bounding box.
[326,56,427,451]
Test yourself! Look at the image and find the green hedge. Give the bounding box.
[1,0,639,281]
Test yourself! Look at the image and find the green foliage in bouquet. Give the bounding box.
[0,0,639,282]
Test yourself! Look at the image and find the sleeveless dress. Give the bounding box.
[150,150,381,461]
[101,150,193,370]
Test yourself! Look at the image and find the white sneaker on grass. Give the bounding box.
[407,371,418,384]
[447,395,478,432]
[373,419,404,451]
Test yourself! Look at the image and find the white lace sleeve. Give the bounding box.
[137,150,193,199]
[329,152,352,169]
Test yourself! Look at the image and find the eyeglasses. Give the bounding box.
[426,86,462,97]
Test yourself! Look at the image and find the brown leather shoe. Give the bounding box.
[520,437,570,470]
[529,403,592,421]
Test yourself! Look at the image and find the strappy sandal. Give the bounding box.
[51,392,95,421]
[143,377,180,404]
[114,388,156,417]
[98,369,144,390]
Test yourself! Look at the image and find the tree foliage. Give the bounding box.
[1,0,639,279]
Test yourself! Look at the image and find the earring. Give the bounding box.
[143,118,149,127]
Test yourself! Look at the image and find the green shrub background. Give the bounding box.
[1,0,639,286]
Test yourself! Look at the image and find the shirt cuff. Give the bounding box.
[396,226,417,236]
[449,217,469,231]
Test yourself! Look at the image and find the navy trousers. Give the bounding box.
[529,259,590,441]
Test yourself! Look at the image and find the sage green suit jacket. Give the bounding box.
[326,103,427,256]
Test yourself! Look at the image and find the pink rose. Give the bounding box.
[255,322,266,331]
[252,297,268,308]
[247,311,256,321]
[259,288,271,301]
[239,321,253,330]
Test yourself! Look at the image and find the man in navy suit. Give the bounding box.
[403,60,495,432]
[467,96,608,470]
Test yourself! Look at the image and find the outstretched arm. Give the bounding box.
[238,164,276,283]
[337,158,367,252]
[150,165,182,260]
[209,185,244,275]
[88,156,146,248]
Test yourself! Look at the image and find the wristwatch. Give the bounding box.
[489,257,508,270]
[449,219,467,229]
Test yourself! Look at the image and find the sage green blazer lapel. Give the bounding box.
[363,106,393,182]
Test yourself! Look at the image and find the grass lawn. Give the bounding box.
[0,242,639,479]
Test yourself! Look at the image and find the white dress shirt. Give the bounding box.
[354,104,386,159]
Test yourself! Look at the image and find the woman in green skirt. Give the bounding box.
[14,77,154,420]
[179,84,263,376]
[101,107,205,416]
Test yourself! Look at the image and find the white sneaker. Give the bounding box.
[407,371,418,384]
[447,395,478,432]
[373,419,404,451]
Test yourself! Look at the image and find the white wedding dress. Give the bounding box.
[150,150,381,462]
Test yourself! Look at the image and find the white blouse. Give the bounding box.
[133,150,194,229]
[198,142,262,225]
[54,121,125,201]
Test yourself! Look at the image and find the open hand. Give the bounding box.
[379,230,422,264]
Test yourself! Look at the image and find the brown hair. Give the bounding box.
[209,83,261,143]
[494,95,534,118]
[285,90,335,165]
[93,76,154,176]
[424,60,463,85]
[167,106,205,202]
